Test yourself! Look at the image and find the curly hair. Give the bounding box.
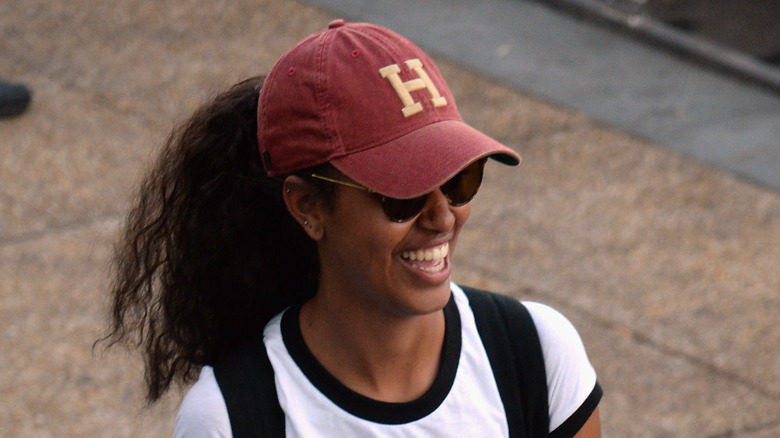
[101,77,328,402]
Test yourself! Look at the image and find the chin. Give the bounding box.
[406,280,452,316]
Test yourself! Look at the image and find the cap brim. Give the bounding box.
[330,120,521,199]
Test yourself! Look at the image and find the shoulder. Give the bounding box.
[174,366,232,438]
[522,301,588,356]
[522,301,600,432]
[521,301,595,376]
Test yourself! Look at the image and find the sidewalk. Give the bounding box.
[1,1,778,436]
[308,0,780,190]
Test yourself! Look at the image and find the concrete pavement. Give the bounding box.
[308,0,780,190]
[1,0,778,436]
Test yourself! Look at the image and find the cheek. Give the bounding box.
[449,204,471,252]
[324,192,404,259]
[453,203,471,231]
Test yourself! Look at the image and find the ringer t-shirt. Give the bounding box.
[174,284,600,437]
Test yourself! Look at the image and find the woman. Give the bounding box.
[105,20,601,437]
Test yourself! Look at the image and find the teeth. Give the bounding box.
[402,243,449,263]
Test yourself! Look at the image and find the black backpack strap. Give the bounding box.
[463,286,549,438]
[213,334,285,438]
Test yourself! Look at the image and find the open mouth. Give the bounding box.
[401,242,449,273]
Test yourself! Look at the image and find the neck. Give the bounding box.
[298,291,447,402]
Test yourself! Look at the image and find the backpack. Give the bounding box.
[214,286,549,437]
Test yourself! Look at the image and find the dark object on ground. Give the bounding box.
[0,80,32,118]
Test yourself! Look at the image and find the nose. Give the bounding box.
[416,188,456,232]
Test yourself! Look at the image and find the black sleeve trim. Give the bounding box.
[549,382,603,438]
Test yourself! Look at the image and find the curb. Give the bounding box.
[535,0,780,95]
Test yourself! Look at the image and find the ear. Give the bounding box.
[283,175,325,240]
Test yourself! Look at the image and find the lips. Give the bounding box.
[401,242,449,273]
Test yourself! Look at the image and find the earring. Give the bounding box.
[304,219,309,226]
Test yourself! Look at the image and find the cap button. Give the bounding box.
[328,19,345,29]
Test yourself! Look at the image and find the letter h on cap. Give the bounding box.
[379,58,447,118]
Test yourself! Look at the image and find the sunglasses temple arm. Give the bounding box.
[310,174,376,193]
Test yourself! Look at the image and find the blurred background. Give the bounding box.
[1,0,778,436]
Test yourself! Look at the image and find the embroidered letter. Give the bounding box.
[379,58,447,117]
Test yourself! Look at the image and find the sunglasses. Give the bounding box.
[310,158,487,223]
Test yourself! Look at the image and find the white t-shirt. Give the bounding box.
[174,284,599,437]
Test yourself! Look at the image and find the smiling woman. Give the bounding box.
[102,19,601,438]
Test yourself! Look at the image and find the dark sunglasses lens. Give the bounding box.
[382,195,428,222]
[379,158,486,222]
[442,158,486,206]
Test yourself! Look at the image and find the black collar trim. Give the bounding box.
[281,294,461,425]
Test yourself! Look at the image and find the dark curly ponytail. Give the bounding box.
[102,77,319,402]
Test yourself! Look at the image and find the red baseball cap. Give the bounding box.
[258,19,521,199]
